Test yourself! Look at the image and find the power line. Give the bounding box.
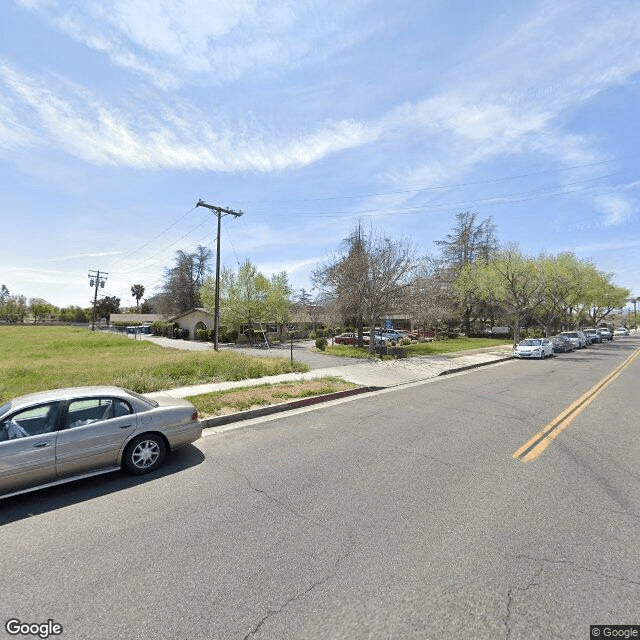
[232,154,639,204]
[258,171,636,218]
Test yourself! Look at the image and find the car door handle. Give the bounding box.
[119,424,133,429]
[33,442,51,448]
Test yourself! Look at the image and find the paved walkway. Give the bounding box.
[145,339,513,400]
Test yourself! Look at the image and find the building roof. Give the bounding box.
[109,313,163,324]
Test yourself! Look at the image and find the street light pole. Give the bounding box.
[195,200,244,351]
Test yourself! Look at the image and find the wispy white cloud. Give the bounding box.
[573,239,640,253]
[0,96,35,150]
[5,0,640,227]
[0,60,379,171]
[595,193,635,226]
[18,0,370,89]
[36,251,124,262]
[366,0,640,226]
[1,265,81,283]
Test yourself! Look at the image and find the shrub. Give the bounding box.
[150,320,167,336]
[196,329,208,341]
[220,328,238,343]
[315,337,328,351]
[309,330,317,339]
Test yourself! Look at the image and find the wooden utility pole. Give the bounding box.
[195,200,244,350]
[88,270,108,331]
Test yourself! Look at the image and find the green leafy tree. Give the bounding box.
[202,261,293,340]
[531,252,587,335]
[29,298,57,323]
[579,268,630,326]
[456,244,541,345]
[266,271,293,335]
[0,293,27,323]
[95,296,121,322]
[59,306,90,323]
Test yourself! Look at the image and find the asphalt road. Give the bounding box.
[1,337,639,639]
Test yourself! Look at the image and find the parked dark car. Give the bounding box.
[583,328,602,343]
[551,335,574,353]
[599,327,613,341]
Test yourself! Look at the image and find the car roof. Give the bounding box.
[4,386,133,412]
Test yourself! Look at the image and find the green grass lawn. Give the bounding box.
[323,336,511,359]
[0,325,308,402]
[405,337,511,356]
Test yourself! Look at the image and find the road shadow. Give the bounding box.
[0,444,205,526]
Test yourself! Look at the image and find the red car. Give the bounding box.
[333,332,356,344]
[333,332,370,345]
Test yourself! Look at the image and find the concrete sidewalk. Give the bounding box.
[147,345,514,402]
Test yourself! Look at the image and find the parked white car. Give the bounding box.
[560,331,586,349]
[614,327,629,336]
[514,338,554,359]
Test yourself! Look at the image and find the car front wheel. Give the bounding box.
[123,434,167,475]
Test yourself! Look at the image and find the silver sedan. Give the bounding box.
[0,386,202,499]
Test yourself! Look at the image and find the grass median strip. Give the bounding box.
[323,337,510,359]
[187,377,358,417]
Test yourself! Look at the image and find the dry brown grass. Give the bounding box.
[188,377,358,416]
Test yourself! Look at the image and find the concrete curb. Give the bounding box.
[199,385,382,430]
[198,354,514,430]
[438,354,514,376]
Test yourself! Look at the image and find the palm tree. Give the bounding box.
[131,284,145,311]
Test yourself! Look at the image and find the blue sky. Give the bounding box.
[1,0,639,309]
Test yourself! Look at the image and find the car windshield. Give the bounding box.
[520,339,541,346]
[563,333,578,337]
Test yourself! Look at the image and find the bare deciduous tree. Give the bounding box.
[314,225,421,353]
[435,211,499,334]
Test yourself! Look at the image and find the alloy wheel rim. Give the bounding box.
[132,440,160,468]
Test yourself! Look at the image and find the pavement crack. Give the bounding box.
[359,435,457,469]
[242,537,356,639]
[505,588,514,639]
[505,565,545,638]
[225,464,331,533]
[505,552,640,587]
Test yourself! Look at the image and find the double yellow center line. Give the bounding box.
[513,346,640,463]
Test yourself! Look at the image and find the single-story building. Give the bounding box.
[109,313,164,326]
